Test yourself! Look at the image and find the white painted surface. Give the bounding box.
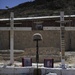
[46,72,57,75]
[41,68,75,75]
[0,15,75,21]
[65,27,75,31]
[0,27,75,31]
[14,27,32,31]
[0,27,10,31]
[0,27,32,31]
[42,68,61,75]
[0,66,32,73]
[0,66,75,75]
[43,27,60,30]
[60,11,65,68]
[43,27,75,31]
[61,59,65,66]
[62,69,75,75]
[10,12,14,64]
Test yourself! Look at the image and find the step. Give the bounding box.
[0,53,24,57]
[0,50,24,54]
[0,50,24,61]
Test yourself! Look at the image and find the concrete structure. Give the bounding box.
[0,66,75,75]
[0,15,75,50]
[0,12,75,63]
[0,12,75,75]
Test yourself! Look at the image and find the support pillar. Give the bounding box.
[10,12,14,65]
[60,12,65,68]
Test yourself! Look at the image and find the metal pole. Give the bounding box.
[36,40,39,75]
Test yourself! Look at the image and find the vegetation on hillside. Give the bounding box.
[0,0,75,18]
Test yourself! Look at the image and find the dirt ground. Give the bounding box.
[54,51,75,68]
[0,51,75,67]
[65,51,75,64]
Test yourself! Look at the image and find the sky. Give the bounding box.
[0,0,32,9]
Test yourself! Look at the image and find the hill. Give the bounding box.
[0,0,75,18]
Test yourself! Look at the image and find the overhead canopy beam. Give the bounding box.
[0,15,75,21]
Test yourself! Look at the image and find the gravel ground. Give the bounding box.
[65,51,75,64]
[0,51,75,68]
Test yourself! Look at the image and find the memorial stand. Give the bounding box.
[33,33,42,75]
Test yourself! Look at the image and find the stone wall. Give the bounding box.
[0,31,9,50]
[14,30,60,50]
[0,30,75,51]
[0,30,75,62]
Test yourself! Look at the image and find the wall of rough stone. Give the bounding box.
[0,31,9,50]
[0,30,75,51]
[14,30,60,50]
[65,31,75,51]
[0,30,75,62]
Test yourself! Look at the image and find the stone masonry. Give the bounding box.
[0,30,75,62]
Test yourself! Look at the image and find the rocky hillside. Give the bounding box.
[0,0,75,18]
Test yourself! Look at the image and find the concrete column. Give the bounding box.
[60,11,65,68]
[10,12,14,64]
